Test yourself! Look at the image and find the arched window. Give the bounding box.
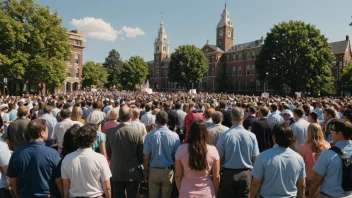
[246,65,251,76]
[75,68,79,78]
[232,66,236,76]
[251,65,255,75]
[238,66,242,76]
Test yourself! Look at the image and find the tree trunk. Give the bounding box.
[19,82,24,96]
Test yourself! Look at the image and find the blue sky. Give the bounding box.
[36,0,352,63]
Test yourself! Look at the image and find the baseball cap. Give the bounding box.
[282,109,291,115]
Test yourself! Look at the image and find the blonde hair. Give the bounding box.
[108,108,119,120]
[305,123,325,154]
[71,107,83,121]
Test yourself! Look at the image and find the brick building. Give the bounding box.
[56,30,85,93]
[148,6,351,94]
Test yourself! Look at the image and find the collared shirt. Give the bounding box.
[0,141,11,188]
[143,126,180,167]
[7,117,30,150]
[37,113,58,140]
[205,119,213,128]
[216,125,260,169]
[176,109,187,128]
[140,111,156,127]
[61,148,112,197]
[84,107,94,120]
[7,142,60,197]
[207,124,229,146]
[8,109,17,121]
[314,108,324,121]
[131,120,147,140]
[251,145,306,198]
[313,140,352,197]
[291,118,310,151]
[52,118,74,147]
[103,105,112,117]
[267,110,284,124]
[52,108,61,118]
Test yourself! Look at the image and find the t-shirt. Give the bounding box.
[0,141,11,189]
[61,148,112,197]
[92,131,106,153]
[175,144,219,197]
[7,142,60,197]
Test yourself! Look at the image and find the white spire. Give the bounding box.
[217,6,233,28]
[154,18,169,55]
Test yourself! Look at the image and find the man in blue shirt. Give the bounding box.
[310,120,352,198]
[143,110,180,198]
[7,119,60,197]
[250,123,306,198]
[267,103,284,124]
[37,105,58,147]
[216,107,260,198]
[290,108,310,151]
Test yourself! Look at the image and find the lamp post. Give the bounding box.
[264,72,269,93]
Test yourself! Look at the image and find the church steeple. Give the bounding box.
[216,5,234,51]
[154,19,169,56]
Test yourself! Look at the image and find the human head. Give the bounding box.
[43,105,53,114]
[248,106,256,116]
[71,106,83,121]
[331,119,352,143]
[258,107,269,119]
[308,112,318,123]
[212,111,223,124]
[230,107,244,124]
[75,124,97,148]
[108,108,119,121]
[17,106,28,117]
[93,101,103,109]
[293,108,304,121]
[323,108,336,120]
[270,103,278,112]
[119,105,132,122]
[281,109,291,121]
[204,108,215,120]
[131,107,140,120]
[27,119,48,141]
[305,123,325,153]
[156,110,168,125]
[62,124,80,157]
[187,120,210,171]
[273,123,293,148]
[145,104,152,112]
[60,108,71,119]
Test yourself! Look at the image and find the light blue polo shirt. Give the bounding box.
[143,126,180,168]
[290,118,310,151]
[267,110,284,124]
[251,144,306,198]
[313,140,352,197]
[216,125,259,169]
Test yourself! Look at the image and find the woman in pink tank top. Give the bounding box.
[298,123,330,196]
[175,120,220,198]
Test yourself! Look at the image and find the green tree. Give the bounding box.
[103,49,123,88]
[0,0,71,94]
[82,61,108,88]
[256,20,334,96]
[341,64,352,92]
[169,45,208,90]
[120,56,148,90]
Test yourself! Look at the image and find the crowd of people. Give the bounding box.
[0,90,351,198]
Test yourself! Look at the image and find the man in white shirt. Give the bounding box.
[131,107,147,140]
[140,104,156,132]
[175,102,186,141]
[61,125,112,198]
[0,141,11,197]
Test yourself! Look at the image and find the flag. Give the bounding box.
[141,80,149,91]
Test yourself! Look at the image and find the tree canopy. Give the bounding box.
[0,0,71,93]
[169,45,208,90]
[103,49,123,88]
[82,61,108,88]
[341,64,352,92]
[255,20,334,95]
[119,56,148,90]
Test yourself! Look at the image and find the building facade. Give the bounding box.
[56,30,85,93]
[148,7,351,94]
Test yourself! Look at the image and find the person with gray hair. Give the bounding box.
[37,105,58,147]
[106,105,144,198]
[130,107,147,140]
[216,107,260,197]
[207,111,229,146]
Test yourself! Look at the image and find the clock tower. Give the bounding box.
[154,19,170,88]
[216,5,234,51]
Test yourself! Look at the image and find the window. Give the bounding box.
[251,65,255,75]
[239,53,242,61]
[247,52,250,60]
[238,66,242,76]
[246,65,251,76]
[212,80,215,90]
[227,55,231,62]
[163,69,168,77]
[212,56,215,63]
[66,68,71,78]
[232,66,236,76]
[75,68,79,78]
[163,46,166,52]
[156,68,159,77]
[74,54,79,64]
[212,68,215,76]
[156,61,159,67]
[156,46,160,52]
[233,54,237,62]
[252,51,256,60]
[74,40,81,46]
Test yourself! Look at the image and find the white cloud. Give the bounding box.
[118,26,145,38]
[70,17,118,41]
[70,17,145,41]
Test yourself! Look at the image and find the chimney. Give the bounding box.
[346,35,349,41]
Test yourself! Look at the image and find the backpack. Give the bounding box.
[329,146,352,191]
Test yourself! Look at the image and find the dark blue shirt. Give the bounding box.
[7,141,60,197]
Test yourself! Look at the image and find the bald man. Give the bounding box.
[106,105,144,198]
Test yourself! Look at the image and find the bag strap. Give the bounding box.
[330,146,347,160]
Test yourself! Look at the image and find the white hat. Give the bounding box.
[0,104,8,110]
[282,109,291,115]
